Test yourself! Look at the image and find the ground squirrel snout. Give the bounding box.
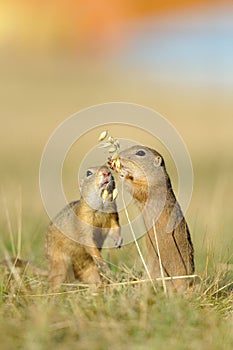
[45,165,122,292]
[80,166,117,211]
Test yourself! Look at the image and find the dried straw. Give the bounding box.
[121,182,157,293]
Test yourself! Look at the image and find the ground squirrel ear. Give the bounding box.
[153,155,162,167]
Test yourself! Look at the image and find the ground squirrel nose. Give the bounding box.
[102,170,110,177]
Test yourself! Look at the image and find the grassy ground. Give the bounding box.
[0,258,232,350]
[0,55,232,349]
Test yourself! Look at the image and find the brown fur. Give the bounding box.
[117,145,194,291]
[0,257,48,276]
[45,166,121,292]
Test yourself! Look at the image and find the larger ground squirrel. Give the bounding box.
[110,145,194,291]
[45,165,122,292]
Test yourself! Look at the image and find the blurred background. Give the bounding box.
[0,0,232,269]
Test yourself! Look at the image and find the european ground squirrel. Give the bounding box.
[110,145,194,291]
[45,165,122,292]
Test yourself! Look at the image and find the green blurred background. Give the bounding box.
[0,0,232,270]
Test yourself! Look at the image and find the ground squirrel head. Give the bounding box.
[80,165,117,211]
[110,145,168,203]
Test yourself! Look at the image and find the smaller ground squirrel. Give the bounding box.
[110,145,194,291]
[45,166,122,292]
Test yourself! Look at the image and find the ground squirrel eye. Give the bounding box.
[135,150,146,156]
[86,170,93,177]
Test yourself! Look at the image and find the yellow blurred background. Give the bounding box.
[0,1,232,267]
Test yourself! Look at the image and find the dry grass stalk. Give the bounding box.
[121,182,157,293]
[3,194,16,257]
[21,275,201,298]
[152,220,167,296]
[1,248,28,296]
[16,186,22,259]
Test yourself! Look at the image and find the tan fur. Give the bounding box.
[0,257,48,277]
[117,145,194,292]
[45,166,121,292]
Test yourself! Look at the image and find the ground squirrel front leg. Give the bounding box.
[48,255,70,293]
[107,218,122,248]
[84,245,106,269]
